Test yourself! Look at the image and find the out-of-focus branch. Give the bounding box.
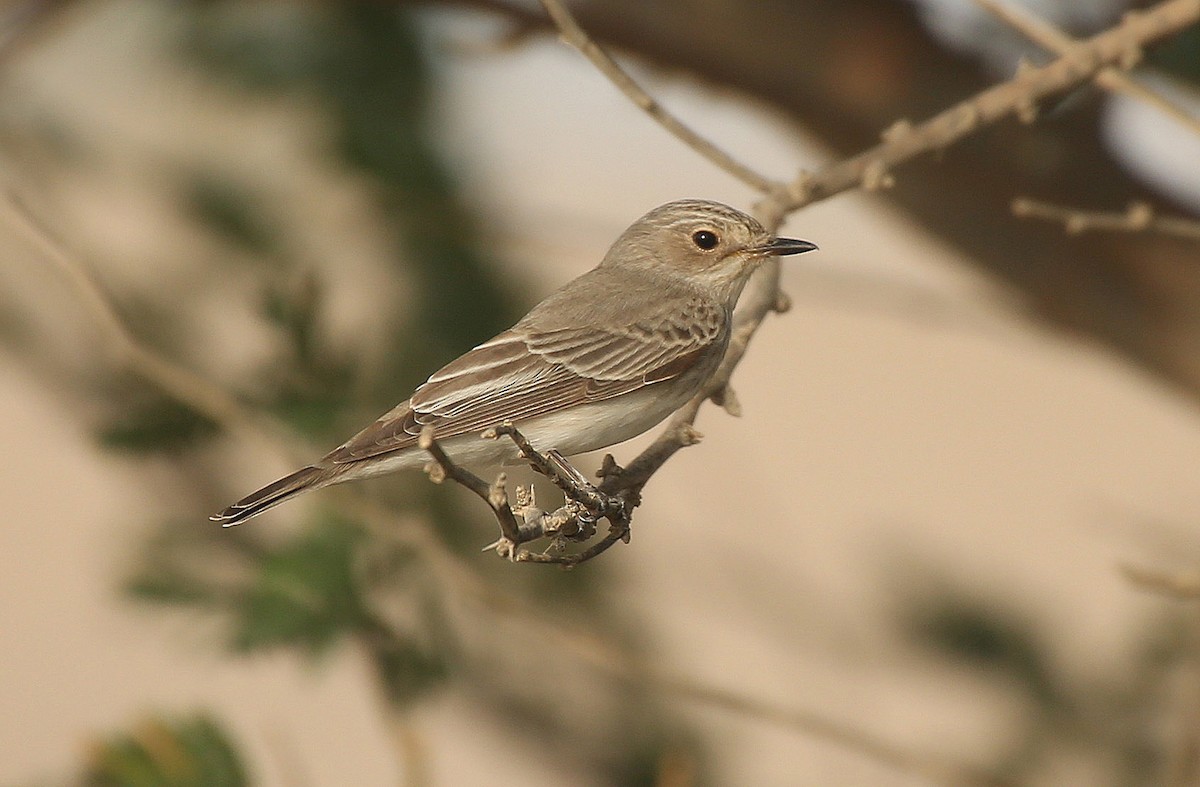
[0,190,299,455]
[463,572,1007,787]
[1013,197,1200,240]
[974,0,1200,137]
[1121,563,1200,599]
[536,0,779,193]
[774,0,1200,211]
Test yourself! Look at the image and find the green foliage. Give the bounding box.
[82,714,247,787]
[127,511,454,707]
[369,627,451,705]
[183,175,280,257]
[96,391,218,454]
[908,596,1058,708]
[256,273,358,442]
[1150,25,1200,85]
[232,517,366,653]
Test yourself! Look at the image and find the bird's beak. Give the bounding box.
[747,237,819,258]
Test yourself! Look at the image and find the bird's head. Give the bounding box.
[606,199,817,304]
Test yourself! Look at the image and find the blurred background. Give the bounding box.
[2,0,1200,784]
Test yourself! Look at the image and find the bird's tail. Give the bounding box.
[210,465,331,527]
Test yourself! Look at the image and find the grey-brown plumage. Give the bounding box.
[212,200,816,526]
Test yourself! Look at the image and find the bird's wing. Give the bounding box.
[323,299,726,464]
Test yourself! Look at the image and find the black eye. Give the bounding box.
[692,229,719,250]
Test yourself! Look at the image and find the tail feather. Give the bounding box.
[210,465,330,527]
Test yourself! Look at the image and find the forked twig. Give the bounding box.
[420,423,632,566]
[418,426,524,559]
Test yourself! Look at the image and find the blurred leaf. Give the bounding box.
[125,518,264,612]
[184,175,280,256]
[370,632,449,705]
[260,272,321,364]
[1150,24,1200,84]
[97,394,218,454]
[128,570,219,607]
[179,2,325,91]
[907,596,1059,709]
[83,714,247,787]
[233,517,366,653]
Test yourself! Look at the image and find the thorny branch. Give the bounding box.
[1012,197,1200,240]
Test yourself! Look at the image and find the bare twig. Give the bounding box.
[418,426,525,559]
[487,422,628,521]
[536,0,780,194]
[974,0,1200,137]
[772,0,1200,212]
[1012,197,1200,240]
[421,423,633,565]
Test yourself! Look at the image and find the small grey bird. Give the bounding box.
[212,200,816,526]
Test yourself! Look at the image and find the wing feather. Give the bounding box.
[324,298,727,465]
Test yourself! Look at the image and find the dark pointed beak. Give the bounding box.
[748,237,819,258]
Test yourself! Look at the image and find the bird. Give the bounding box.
[211,199,817,526]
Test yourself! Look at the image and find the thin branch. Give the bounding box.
[771,0,1200,212]
[536,0,780,194]
[418,426,525,558]
[974,0,1200,137]
[0,189,299,453]
[651,672,1007,787]
[1012,197,1200,240]
[453,570,1006,787]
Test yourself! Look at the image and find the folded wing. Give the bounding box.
[324,297,726,464]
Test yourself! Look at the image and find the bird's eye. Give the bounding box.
[692,229,719,250]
